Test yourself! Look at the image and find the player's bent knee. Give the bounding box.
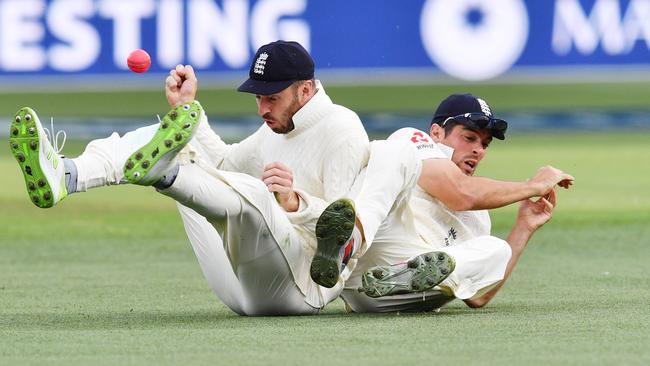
[482,236,512,262]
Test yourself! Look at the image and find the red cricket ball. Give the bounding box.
[127,49,151,73]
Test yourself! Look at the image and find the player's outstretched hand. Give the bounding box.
[531,165,574,195]
[517,188,557,232]
[165,65,198,108]
[262,162,300,212]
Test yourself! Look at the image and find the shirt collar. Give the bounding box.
[287,80,331,136]
[438,142,454,158]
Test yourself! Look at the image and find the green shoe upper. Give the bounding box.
[124,101,203,186]
[9,107,67,208]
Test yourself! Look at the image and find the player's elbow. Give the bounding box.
[464,297,490,309]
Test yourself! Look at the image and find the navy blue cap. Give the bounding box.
[237,41,314,95]
[431,93,507,140]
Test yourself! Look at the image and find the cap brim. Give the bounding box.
[237,78,294,95]
[490,118,507,140]
[452,119,507,140]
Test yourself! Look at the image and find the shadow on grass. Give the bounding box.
[3,304,501,331]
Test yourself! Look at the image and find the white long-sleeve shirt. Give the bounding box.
[192,80,370,255]
[394,128,491,247]
[345,127,491,290]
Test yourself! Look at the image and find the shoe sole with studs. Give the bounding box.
[310,198,356,288]
[9,108,60,208]
[360,251,455,298]
[124,102,203,185]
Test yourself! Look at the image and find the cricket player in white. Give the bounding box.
[310,94,574,312]
[10,41,369,315]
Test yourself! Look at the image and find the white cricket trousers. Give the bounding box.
[342,139,512,313]
[71,124,335,315]
[342,236,511,313]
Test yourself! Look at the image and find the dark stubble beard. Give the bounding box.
[270,87,301,134]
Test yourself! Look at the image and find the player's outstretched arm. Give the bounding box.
[464,189,558,308]
[418,159,573,211]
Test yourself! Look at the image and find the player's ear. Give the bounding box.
[429,123,444,142]
[298,80,314,103]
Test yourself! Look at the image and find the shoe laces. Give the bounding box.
[43,117,67,155]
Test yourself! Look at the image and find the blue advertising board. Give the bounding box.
[0,0,649,82]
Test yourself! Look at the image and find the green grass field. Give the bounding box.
[3,81,650,117]
[1,130,649,365]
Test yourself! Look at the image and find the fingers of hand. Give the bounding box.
[262,169,293,182]
[558,179,573,189]
[266,183,285,194]
[263,176,292,191]
[165,75,180,89]
[545,188,557,206]
[264,162,291,172]
[560,172,574,183]
[540,197,554,212]
[184,65,197,82]
[262,163,293,181]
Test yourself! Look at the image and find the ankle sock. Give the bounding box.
[63,158,77,194]
[341,227,362,266]
[153,164,180,190]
